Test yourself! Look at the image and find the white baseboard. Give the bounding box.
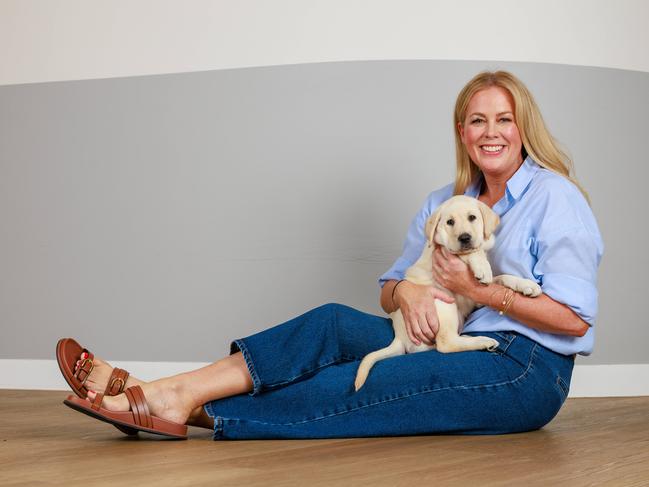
[1,360,648,398]
[568,364,649,397]
[0,359,211,392]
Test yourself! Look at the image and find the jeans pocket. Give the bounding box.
[492,331,516,353]
[493,331,516,342]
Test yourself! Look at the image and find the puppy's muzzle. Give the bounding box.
[458,233,472,249]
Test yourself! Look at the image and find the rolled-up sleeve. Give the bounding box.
[533,227,604,326]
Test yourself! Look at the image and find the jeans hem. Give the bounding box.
[230,338,262,396]
[214,416,224,440]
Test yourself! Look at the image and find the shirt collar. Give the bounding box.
[464,156,539,201]
[506,156,539,200]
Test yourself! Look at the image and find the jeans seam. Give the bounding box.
[266,357,350,389]
[262,354,359,390]
[214,416,224,439]
[556,375,569,399]
[232,339,263,396]
[218,343,539,428]
[495,334,514,354]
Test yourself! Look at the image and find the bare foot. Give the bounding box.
[74,353,143,393]
[87,375,199,427]
[77,353,213,429]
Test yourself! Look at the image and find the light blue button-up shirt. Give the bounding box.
[379,157,604,356]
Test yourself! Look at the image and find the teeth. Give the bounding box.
[482,145,504,152]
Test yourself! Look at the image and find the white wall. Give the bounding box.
[1,0,648,86]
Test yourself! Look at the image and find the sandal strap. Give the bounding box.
[73,350,94,387]
[104,368,129,396]
[91,392,105,411]
[124,386,153,429]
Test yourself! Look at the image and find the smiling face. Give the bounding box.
[458,86,524,180]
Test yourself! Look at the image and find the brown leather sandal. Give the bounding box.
[56,338,130,399]
[63,385,188,439]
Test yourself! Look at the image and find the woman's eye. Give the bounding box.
[470,119,484,125]
[446,219,455,226]
[499,117,512,123]
[468,214,477,222]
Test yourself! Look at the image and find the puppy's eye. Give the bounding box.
[446,219,455,226]
[468,214,477,222]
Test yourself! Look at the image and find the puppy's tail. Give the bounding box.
[354,339,406,391]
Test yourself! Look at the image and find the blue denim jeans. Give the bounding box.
[203,303,574,439]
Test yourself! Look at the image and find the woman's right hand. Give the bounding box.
[393,281,455,346]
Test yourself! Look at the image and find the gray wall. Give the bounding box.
[1,60,646,364]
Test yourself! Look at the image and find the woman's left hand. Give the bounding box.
[432,247,480,298]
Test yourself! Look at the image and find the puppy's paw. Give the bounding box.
[472,263,493,284]
[477,337,499,351]
[494,275,541,297]
[493,275,508,286]
[519,279,542,297]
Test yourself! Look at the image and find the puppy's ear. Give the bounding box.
[477,200,499,239]
[424,208,442,248]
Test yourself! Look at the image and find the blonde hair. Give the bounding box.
[452,70,590,204]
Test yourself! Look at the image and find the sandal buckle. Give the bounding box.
[109,377,126,394]
[75,358,94,385]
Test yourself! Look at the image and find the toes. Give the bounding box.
[87,389,104,406]
[75,352,89,372]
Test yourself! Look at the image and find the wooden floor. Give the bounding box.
[1,390,648,486]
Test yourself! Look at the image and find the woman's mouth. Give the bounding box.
[480,145,505,155]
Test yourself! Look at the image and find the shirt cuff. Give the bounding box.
[541,272,599,326]
[378,258,409,288]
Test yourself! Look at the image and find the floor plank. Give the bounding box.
[1,390,648,486]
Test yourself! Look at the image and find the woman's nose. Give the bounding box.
[485,120,498,137]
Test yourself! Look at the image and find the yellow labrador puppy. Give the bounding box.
[354,195,541,391]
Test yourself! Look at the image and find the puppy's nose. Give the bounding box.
[458,233,472,245]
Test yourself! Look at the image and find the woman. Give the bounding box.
[60,70,603,439]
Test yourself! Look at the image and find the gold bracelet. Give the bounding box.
[504,294,516,315]
[489,288,504,310]
[499,288,516,315]
[488,287,517,315]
